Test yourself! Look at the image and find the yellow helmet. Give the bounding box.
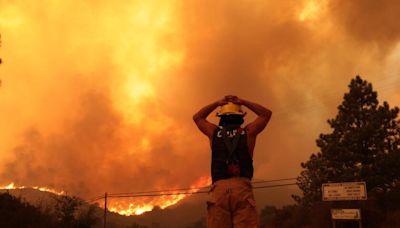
[217,102,246,116]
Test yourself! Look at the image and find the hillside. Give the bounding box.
[1,188,207,228]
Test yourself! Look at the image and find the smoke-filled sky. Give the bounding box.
[1,0,400,209]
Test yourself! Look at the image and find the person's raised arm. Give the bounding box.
[230,96,272,136]
[193,98,228,138]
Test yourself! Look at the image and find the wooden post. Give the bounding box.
[358,201,363,228]
[104,192,107,228]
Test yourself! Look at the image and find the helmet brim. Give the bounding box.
[216,112,247,117]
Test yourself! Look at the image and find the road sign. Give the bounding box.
[331,209,361,220]
[322,182,367,201]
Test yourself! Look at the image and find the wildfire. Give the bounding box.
[107,176,211,216]
[108,195,186,216]
[0,182,65,195]
[2,0,208,218]
[0,176,211,216]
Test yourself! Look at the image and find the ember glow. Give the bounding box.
[0,182,65,195]
[108,176,211,216]
[109,195,185,216]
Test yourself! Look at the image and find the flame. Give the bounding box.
[104,1,185,125]
[108,176,211,216]
[0,1,190,216]
[0,5,25,27]
[0,178,212,216]
[108,195,186,216]
[0,182,65,195]
[1,183,16,189]
[0,178,206,216]
[298,0,326,22]
[0,0,184,128]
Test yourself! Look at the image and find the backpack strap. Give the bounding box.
[221,127,242,162]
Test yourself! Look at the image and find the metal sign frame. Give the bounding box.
[331,209,361,220]
[322,182,367,201]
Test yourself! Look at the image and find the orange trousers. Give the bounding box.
[207,177,259,228]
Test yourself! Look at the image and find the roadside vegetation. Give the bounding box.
[260,76,400,228]
[0,192,99,228]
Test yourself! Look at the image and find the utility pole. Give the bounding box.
[104,192,107,228]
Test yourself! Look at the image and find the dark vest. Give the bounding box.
[211,127,254,183]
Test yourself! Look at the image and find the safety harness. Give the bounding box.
[221,127,243,176]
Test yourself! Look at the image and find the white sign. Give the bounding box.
[322,182,367,201]
[331,209,361,220]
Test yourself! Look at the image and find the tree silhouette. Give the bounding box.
[0,192,56,227]
[54,195,82,227]
[53,194,100,228]
[294,75,400,206]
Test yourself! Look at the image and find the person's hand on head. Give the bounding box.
[226,95,243,105]
[217,97,229,106]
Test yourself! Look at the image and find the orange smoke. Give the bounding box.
[0,0,201,213]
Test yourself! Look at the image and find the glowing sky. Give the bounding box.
[0,0,399,213]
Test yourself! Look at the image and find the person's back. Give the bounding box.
[193,95,272,228]
[211,126,253,183]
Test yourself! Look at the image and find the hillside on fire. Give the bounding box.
[0,188,208,228]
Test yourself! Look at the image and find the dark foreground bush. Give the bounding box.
[0,192,100,228]
[0,192,56,227]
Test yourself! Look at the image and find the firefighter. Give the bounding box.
[193,95,272,227]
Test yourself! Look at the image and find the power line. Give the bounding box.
[107,186,210,197]
[106,183,298,199]
[91,181,299,228]
[87,177,298,202]
[253,182,297,189]
[252,177,297,184]
[106,177,297,197]
[88,196,106,202]
[107,190,209,199]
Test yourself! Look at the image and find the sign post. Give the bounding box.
[104,192,107,228]
[322,182,366,228]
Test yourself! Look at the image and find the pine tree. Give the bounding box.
[294,76,400,206]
